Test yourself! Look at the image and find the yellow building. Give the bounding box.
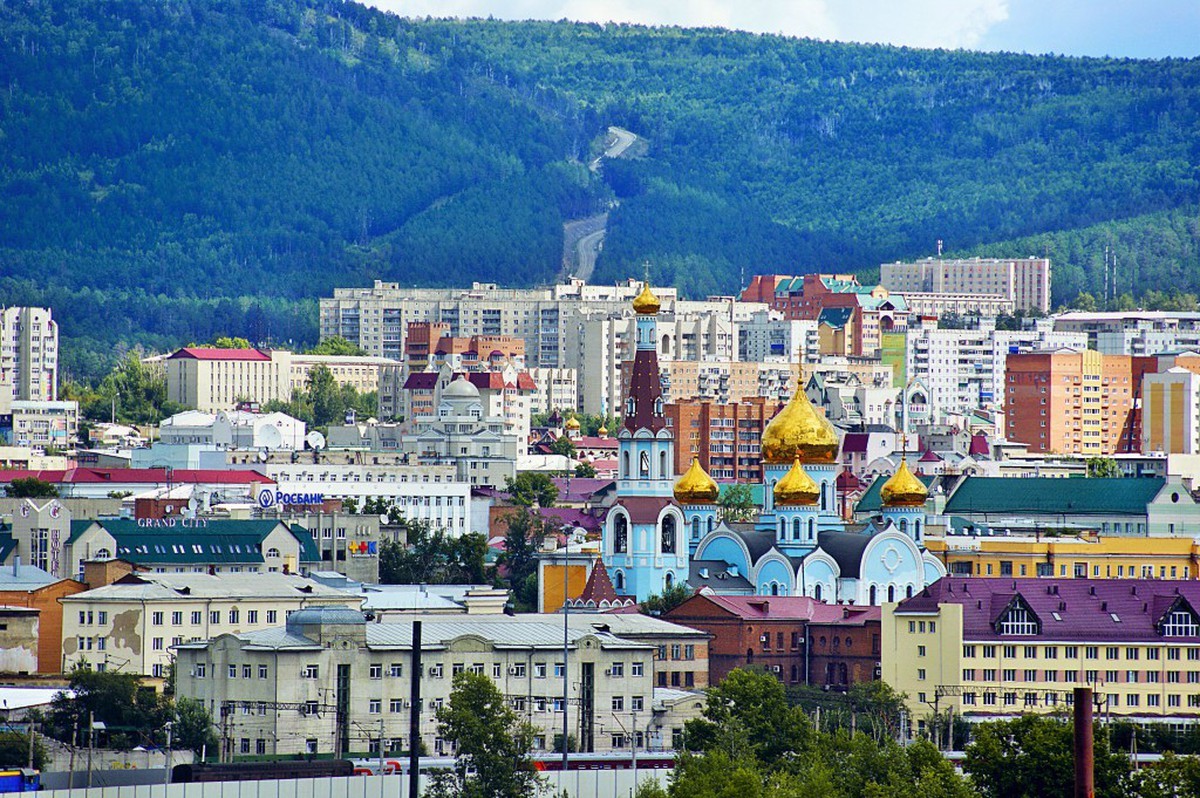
[925,534,1200,581]
[883,577,1200,734]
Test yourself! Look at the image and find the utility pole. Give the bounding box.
[562,558,570,772]
[378,716,385,781]
[408,620,422,798]
[68,721,77,783]
[86,712,94,789]
[27,720,36,770]
[1074,687,1094,798]
[163,721,173,787]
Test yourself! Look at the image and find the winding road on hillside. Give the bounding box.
[559,127,639,282]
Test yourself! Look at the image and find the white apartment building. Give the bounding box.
[159,410,307,450]
[737,311,820,365]
[7,400,78,449]
[528,367,579,414]
[0,307,58,411]
[905,324,1086,423]
[61,573,362,678]
[320,279,677,367]
[1142,367,1200,455]
[175,609,695,759]
[239,462,473,534]
[880,257,1051,314]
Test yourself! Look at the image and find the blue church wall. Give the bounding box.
[923,558,945,585]
[755,559,794,595]
[695,537,749,576]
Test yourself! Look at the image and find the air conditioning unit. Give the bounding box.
[429,700,439,710]
[507,666,519,676]
[402,699,410,709]
[771,665,782,673]
[760,634,769,643]
[604,669,612,677]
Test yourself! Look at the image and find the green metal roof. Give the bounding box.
[944,477,1163,517]
[68,520,96,545]
[0,533,15,563]
[75,519,315,565]
[718,483,765,505]
[856,473,936,514]
[289,524,322,563]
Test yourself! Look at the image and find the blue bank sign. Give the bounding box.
[257,487,326,508]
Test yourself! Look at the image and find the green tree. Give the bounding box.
[211,336,251,349]
[505,473,558,508]
[1121,752,1200,798]
[964,714,1128,798]
[307,336,366,356]
[573,462,597,478]
[1086,457,1122,478]
[0,731,47,770]
[173,698,219,757]
[641,583,693,616]
[549,436,576,458]
[5,477,58,498]
[717,483,755,524]
[1073,291,1098,311]
[378,521,487,584]
[307,365,342,426]
[46,669,169,750]
[428,672,542,798]
[500,508,553,611]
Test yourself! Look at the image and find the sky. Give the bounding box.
[366,0,1200,59]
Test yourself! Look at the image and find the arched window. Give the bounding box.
[820,483,828,511]
[659,450,668,479]
[900,518,909,536]
[792,518,801,540]
[266,548,280,558]
[914,520,922,541]
[779,518,786,538]
[906,585,914,599]
[625,397,636,417]
[654,398,663,416]
[771,582,780,596]
[665,571,674,590]
[707,517,715,534]
[807,518,815,541]
[746,648,754,663]
[887,585,896,603]
[95,548,111,560]
[622,451,630,479]
[614,571,625,591]
[639,451,650,478]
[869,585,877,605]
[614,515,629,554]
[661,515,677,554]
[814,583,822,601]
[691,516,701,540]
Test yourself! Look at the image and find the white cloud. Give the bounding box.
[365,0,1009,50]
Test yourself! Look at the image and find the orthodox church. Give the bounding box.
[602,284,946,604]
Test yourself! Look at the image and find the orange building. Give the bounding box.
[0,564,87,674]
[1004,350,1157,455]
[665,397,780,482]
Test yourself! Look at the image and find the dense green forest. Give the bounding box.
[1,0,1198,378]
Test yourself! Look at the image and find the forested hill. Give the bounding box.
[2,1,1199,378]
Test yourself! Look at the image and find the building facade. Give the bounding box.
[664,397,778,482]
[0,307,58,411]
[879,257,1051,314]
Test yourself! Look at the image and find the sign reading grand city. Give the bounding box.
[257,487,326,509]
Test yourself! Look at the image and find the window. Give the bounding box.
[918,645,926,657]
[631,661,645,677]
[963,645,976,658]
[256,739,266,755]
[194,663,206,678]
[554,663,565,678]
[370,664,382,679]
[610,662,625,678]
[229,609,240,624]
[304,702,319,717]
[612,697,625,711]
[493,664,502,678]
[511,663,526,678]
[1024,646,1038,659]
[171,611,182,625]
[191,611,202,625]
[1065,646,1078,659]
[1126,647,1140,660]
[632,696,644,711]
[1003,645,1016,658]
[228,664,237,678]
[1086,646,1099,660]
[535,663,547,678]
[1163,609,1200,637]
[259,665,268,679]
[983,669,997,681]
[303,664,319,679]
[247,610,258,624]
[369,700,381,714]
[1024,669,1037,681]
[210,611,220,625]
[983,645,996,658]
[242,665,252,679]
[152,612,164,626]
[1003,669,1016,681]
[917,668,926,681]
[390,699,405,713]
[390,663,404,677]
[1000,603,1038,635]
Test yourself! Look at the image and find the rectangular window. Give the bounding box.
[918,645,926,657]
[963,645,976,658]
[390,699,405,713]
[247,610,258,624]
[304,664,319,679]
[195,663,206,678]
[1025,646,1038,659]
[267,610,277,624]
[1086,647,1099,660]
[390,663,404,677]
[369,700,381,714]
[1044,647,1058,660]
[171,612,182,625]
[612,697,624,711]
[631,662,644,677]
[535,663,547,678]
[228,664,237,678]
[242,665,252,679]
[1065,646,1079,659]
[229,609,239,624]
[151,638,164,651]
[152,612,164,626]
[191,611,202,625]
[610,662,625,678]
[983,645,996,658]
[511,663,526,678]
[370,664,382,679]
[259,665,268,679]
[210,611,220,625]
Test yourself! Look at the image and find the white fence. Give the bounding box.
[34,771,670,798]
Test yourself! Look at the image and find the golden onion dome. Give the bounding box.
[632,282,661,315]
[760,388,839,464]
[597,425,609,437]
[880,460,929,508]
[564,415,581,430]
[774,458,820,506]
[673,458,719,504]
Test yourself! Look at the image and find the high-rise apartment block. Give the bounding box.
[880,257,1051,314]
[1004,350,1156,455]
[665,397,780,482]
[1141,353,1200,455]
[0,307,58,411]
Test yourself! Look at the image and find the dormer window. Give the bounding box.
[999,601,1039,636]
[1163,609,1199,637]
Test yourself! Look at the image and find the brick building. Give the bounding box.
[664,397,780,482]
[1004,349,1157,455]
[0,563,87,674]
[664,592,881,689]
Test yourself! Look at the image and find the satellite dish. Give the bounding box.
[259,425,284,450]
[257,450,268,462]
[306,431,326,451]
[379,514,390,525]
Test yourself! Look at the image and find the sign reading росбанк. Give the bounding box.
[257,487,326,509]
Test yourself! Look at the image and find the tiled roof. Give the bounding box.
[614,496,675,525]
[75,519,318,565]
[897,577,1200,643]
[168,347,272,361]
[944,477,1164,516]
[573,561,626,607]
[403,373,439,390]
[674,593,852,623]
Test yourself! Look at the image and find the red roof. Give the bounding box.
[516,373,538,391]
[574,561,628,607]
[169,347,271,361]
[918,448,943,463]
[403,373,439,391]
[678,593,857,623]
[575,436,618,450]
[841,433,870,454]
[0,468,274,485]
[969,433,991,457]
[614,496,675,524]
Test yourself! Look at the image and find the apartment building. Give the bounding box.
[879,257,1051,314]
[62,572,362,679]
[527,367,579,414]
[1142,354,1200,454]
[175,609,689,758]
[905,323,1086,423]
[0,307,58,411]
[1053,312,1200,356]
[4,400,79,449]
[1004,349,1157,455]
[925,534,1200,581]
[883,578,1200,733]
[737,311,820,365]
[665,397,779,482]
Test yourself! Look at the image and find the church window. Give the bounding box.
[914,520,922,541]
[626,397,636,417]
[707,517,715,534]
[900,518,909,536]
[665,572,674,590]
[907,585,914,598]
[661,516,677,554]
[640,451,650,478]
[792,518,801,540]
[870,585,877,605]
[622,452,630,479]
[771,583,779,596]
[654,398,663,416]
[614,515,629,554]
[808,519,815,540]
[814,584,822,601]
[691,516,701,540]
[779,519,786,538]
[821,483,828,511]
[614,571,625,591]
[660,450,668,478]
[887,585,896,603]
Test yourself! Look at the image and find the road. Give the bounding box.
[589,126,638,172]
[573,227,606,282]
